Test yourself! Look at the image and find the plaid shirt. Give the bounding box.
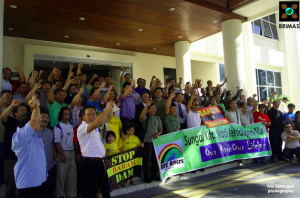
[70,105,83,128]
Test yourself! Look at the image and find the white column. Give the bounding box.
[0,0,4,90]
[175,41,192,85]
[242,22,257,96]
[222,19,247,92]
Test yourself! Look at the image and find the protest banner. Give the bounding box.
[198,106,230,127]
[153,123,271,181]
[105,147,142,189]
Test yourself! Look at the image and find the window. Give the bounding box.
[163,68,177,86]
[251,13,278,40]
[256,69,282,101]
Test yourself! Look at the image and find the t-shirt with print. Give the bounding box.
[54,122,74,151]
[119,135,141,151]
[283,113,295,124]
[103,116,122,147]
[104,142,120,156]
[253,112,271,132]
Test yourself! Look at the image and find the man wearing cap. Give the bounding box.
[77,102,113,198]
[283,103,296,124]
[279,97,289,114]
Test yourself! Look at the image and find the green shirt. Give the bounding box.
[216,102,226,114]
[152,99,166,126]
[47,101,68,128]
[82,84,92,95]
[165,114,180,134]
[141,115,162,143]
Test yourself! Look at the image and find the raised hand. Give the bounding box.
[179,77,182,81]
[51,84,57,90]
[253,94,257,98]
[11,99,22,107]
[78,63,83,68]
[101,82,106,87]
[69,64,74,70]
[69,79,76,84]
[35,83,42,89]
[272,92,277,96]
[239,89,243,93]
[131,80,135,87]
[93,74,98,79]
[152,76,156,79]
[79,87,85,93]
[39,70,44,76]
[170,93,175,99]
[108,85,113,90]
[166,83,171,88]
[146,101,152,107]
[122,67,128,72]
[32,71,39,77]
[225,77,227,82]
[241,95,246,100]
[15,66,20,72]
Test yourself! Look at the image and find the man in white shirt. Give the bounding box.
[186,94,202,128]
[279,97,289,114]
[77,101,114,198]
[281,123,300,163]
[225,95,248,125]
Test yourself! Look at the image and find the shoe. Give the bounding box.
[143,178,152,183]
[287,158,293,163]
[123,181,130,187]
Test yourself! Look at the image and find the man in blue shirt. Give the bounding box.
[12,96,47,198]
[283,103,296,124]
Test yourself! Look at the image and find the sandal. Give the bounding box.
[123,181,130,187]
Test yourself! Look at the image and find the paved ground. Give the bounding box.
[116,160,300,198]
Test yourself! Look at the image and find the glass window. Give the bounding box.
[267,71,274,86]
[219,64,225,82]
[275,72,282,87]
[252,14,278,41]
[262,20,273,38]
[253,20,262,36]
[269,14,276,24]
[256,69,282,102]
[258,69,266,85]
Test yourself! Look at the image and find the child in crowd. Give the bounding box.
[104,131,120,157]
[119,123,143,186]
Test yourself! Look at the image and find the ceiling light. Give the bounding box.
[153,48,157,50]
[10,5,17,9]
[53,61,56,63]
[116,43,121,45]
[138,29,143,32]
[64,35,69,38]
[178,36,183,38]
[169,8,175,11]
[79,17,85,21]
[213,20,218,23]
[8,28,13,31]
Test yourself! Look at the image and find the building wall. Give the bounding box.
[3,36,176,87]
[191,61,219,86]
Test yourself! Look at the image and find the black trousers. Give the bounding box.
[283,147,300,159]
[143,142,159,180]
[269,130,283,159]
[41,165,56,198]
[18,185,42,198]
[80,158,110,198]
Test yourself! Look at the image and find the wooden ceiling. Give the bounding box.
[4,0,254,56]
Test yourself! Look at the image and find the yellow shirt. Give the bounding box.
[104,142,120,157]
[102,116,123,147]
[119,135,141,151]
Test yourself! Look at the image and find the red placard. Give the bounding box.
[197,106,230,127]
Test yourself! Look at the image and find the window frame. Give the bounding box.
[251,13,279,41]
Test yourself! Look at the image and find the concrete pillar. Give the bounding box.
[175,41,192,85]
[0,0,4,90]
[222,19,247,92]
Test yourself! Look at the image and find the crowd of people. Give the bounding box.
[0,64,300,198]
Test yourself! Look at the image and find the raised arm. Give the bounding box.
[140,101,151,121]
[165,93,175,115]
[150,76,156,88]
[86,101,114,133]
[28,96,40,130]
[186,94,195,114]
[176,77,182,90]
[0,93,7,115]
[77,63,83,75]
[119,67,127,83]
[25,83,41,104]
[0,100,22,123]
[62,79,76,92]
[65,64,74,85]
[241,95,247,112]
[47,84,56,105]
[103,85,113,104]
[122,82,133,100]
[29,71,38,89]
[88,74,98,85]
[219,77,227,88]
[14,66,26,82]
[70,87,84,110]
[268,92,276,111]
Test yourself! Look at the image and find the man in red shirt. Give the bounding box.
[253,103,271,164]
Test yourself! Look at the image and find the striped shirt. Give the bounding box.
[77,121,105,158]
[141,115,162,143]
[70,105,83,128]
[165,114,180,134]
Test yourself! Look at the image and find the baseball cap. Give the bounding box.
[283,97,289,101]
[258,104,266,108]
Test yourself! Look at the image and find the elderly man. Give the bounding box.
[281,123,300,164]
